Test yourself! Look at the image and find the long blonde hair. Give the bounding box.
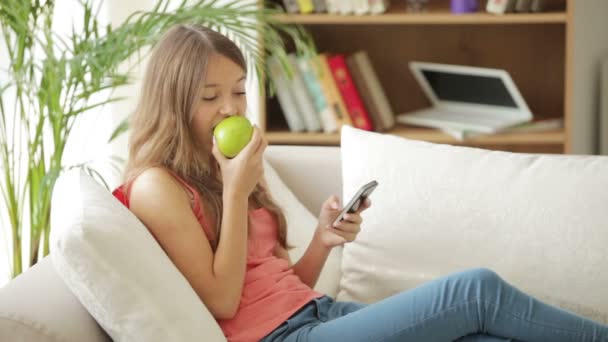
[123,24,288,250]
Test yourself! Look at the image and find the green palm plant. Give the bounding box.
[0,0,314,278]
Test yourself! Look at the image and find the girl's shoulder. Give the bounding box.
[119,167,218,245]
[112,167,174,208]
[132,167,200,208]
[134,167,211,236]
[129,166,190,205]
[124,167,217,253]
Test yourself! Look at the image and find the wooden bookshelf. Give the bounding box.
[272,1,567,25]
[261,0,571,153]
[272,12,567,25]
[266,125,565,145]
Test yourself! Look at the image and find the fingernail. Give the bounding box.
[212,137,216,145]
[330,201,338,210]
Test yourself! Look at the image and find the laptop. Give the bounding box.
[396,62,532,134]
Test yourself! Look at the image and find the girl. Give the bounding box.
[113,24,608,342]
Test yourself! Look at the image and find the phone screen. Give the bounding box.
[332,180,378,227]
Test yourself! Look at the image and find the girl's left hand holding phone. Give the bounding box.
[315,195,372,248]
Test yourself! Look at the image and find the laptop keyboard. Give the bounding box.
[422,111,508,126]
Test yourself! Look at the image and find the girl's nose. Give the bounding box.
[219,101,237,116]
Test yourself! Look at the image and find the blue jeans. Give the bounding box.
[261,268,608,342]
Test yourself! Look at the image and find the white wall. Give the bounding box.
[0,27,10,287]
[571,0,608,154]
[601,59,608,154]
[105,0,157,186]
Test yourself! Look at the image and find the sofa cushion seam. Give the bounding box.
[0,315,65,342]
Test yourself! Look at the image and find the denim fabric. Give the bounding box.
[261,268,608,342]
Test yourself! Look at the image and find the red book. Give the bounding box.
[327,54,374,131]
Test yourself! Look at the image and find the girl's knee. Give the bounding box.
[451,268,507,309]
[463,267,503,286]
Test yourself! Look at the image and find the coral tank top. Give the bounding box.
[112,169,322,342]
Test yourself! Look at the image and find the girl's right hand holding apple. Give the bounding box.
[212,126,267,199]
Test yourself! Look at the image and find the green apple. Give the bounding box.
[213,116,254,158]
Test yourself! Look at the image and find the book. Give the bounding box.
[486,0,517,14]
[353,0,371,15]
[317,53,352,128]
[530,0,545,12]
[346,51,395,132]
[266,56,306,132]
[441,118,564,141]
[327,54,374,131]
[505,118,563,132]
[325,0,340,14]
[297,0,314,13]
[601,58,608,155]
[282,0,300,13]
[368,0,390,14]
[515,0,532,12]
[339,0,354,15]
[297,55,339,133]
[347,56,382,131]
[312,0,327,13]
[287,54,322,132]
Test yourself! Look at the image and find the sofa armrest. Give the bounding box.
[266,145,342,215]
[0,257,110,342]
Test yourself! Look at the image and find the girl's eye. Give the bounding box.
[235,92,246,96]
[202,96,217,101]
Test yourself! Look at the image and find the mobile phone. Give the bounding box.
[332,180,378,227]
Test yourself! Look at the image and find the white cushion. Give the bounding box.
[50,169,226,342]
[338,125,608,323]
[264,159,342,298]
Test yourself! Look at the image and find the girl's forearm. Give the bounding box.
[210,192,249,315]
[292,229,331,288]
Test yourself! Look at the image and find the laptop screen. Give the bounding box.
[421,70,518,108]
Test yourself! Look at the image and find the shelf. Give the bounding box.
[272,2,567,25]
[265,125,566,146]
[264,0,571,153]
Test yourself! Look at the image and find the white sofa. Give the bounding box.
[1,125,608,341]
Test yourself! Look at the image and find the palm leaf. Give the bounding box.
[108,116,129,144]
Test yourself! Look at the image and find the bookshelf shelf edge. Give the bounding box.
[265,128,566,146]
[271,13,567,25]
